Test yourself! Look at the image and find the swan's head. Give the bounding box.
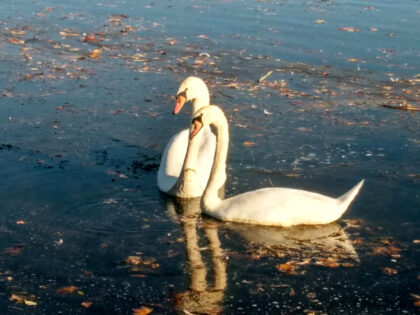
[174,76,210,115]
[190,105,225,140]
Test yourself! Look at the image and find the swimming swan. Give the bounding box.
[190,105,364,226]
[157,77,225,198]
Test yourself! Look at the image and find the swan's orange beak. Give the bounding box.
[173,94,187,115]
[190,118,203,140]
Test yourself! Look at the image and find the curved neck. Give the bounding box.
[191,91,210,117]
[202,113,229,211]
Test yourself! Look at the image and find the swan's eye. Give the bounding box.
[192,114,202,124]
[177,89,187,99]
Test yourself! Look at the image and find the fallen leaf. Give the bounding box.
[315,259,339,268]
[59,29,80,37]
[24,299,37,306]
[89,49,102,59]
[382,267,398,275]
[315,19,325,24]
[56,286,78,294]
[243,141,256,147]
[342,263,356,268]
[125,256,142,265]
[4,245,24,256]
[276,262,298,275]
[16,220,25,225]
[347,58,358,63]
[408,175,420,179]
[8,38,25,45]
[371,247,389,256]
[81,301,93,308]
[339,27,361,32]
[132,306,153,315]
[258,70,273,83]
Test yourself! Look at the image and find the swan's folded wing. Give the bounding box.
[157,129,189,192]
[210,188,340,226]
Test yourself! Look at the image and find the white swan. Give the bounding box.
[157,77,225,198]
[190,105,365,227]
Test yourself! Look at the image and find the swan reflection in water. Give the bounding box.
[227,221,359,264]
[166,198,359,314]
[166,197,227,314]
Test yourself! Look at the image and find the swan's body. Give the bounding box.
[157,77,226,198]
[191,105,364,227]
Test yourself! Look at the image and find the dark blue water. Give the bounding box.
[0,0,419,313]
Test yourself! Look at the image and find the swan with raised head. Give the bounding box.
[190,105,364,226]
[158,77,226,198]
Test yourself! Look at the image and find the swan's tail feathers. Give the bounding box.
[337,179,365,211]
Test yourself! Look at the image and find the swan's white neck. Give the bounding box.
[170,126,206,197]
[191,93,210,116]
[202,111,229,211]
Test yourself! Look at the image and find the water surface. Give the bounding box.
[0,0,419,313]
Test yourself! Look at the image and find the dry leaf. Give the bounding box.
[16,220,25,225]
[382,267,398,275]
[258,70,273,83]
[59,29,80,37]
[339,27,361,32]
[132,306,153,315]
[315,259,339,268]
[24,299,37,306]
[125,256,142,265]
[81,301,93,308]
[243,141,256,147]
[8,38,25,45]
[89,49,102,59]
[4,245,24,256]
[56,286,78,294]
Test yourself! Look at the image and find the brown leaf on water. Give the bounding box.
[59,29,80,37]
[413,239,420,244]
[342,263,356,268]
[382,267,398,275]
[81,301,93,308]
[339,27,361,32]
[371,247,389,256]
[132,306,153,315]
[315,259,339,268]
[276,262,297,275]
[89,49,102,59]
[347,58,358,63]
[56,286,78,294]
[243,141,256,147]
[4,245,24,256]
[352,238,364,245]
[8,38,25,45]
[125,256,142,265]
[408,174,420,179]
[16,220,25,225]
[10,293,37,306]
[24,300,37,306]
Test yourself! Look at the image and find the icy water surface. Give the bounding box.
[0,0,419,313]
